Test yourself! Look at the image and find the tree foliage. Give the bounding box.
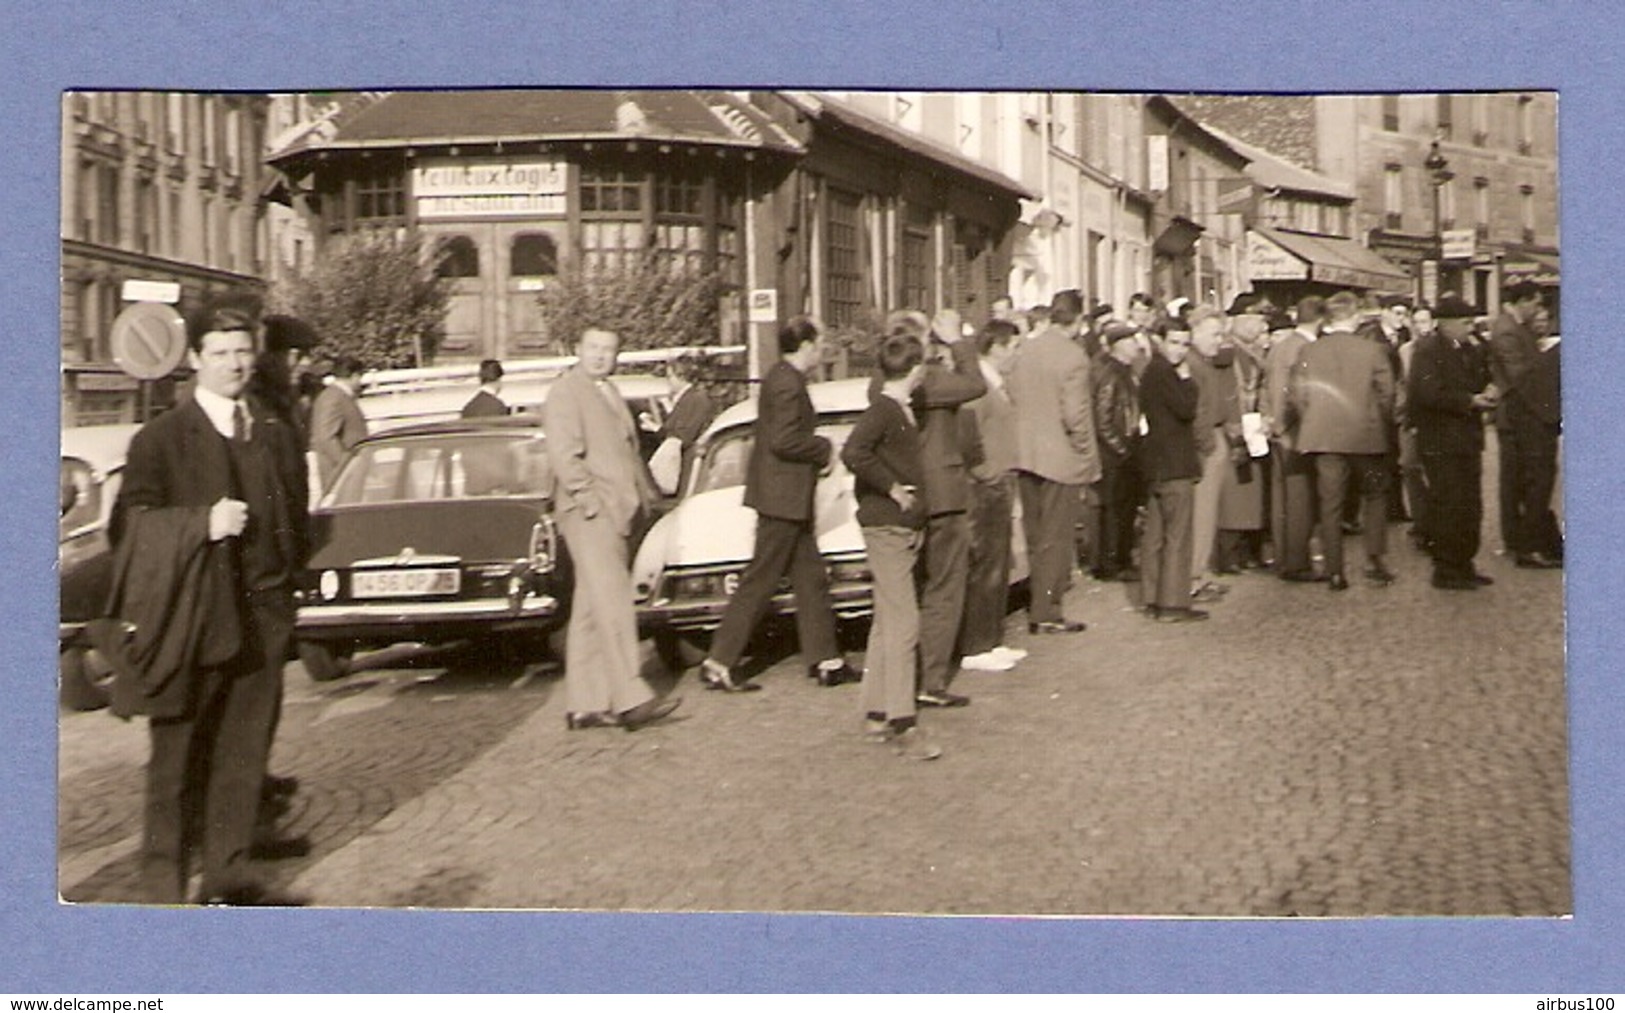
[268,230,452,368]
[536,254,728,354]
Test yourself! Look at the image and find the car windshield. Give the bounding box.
[689,416,859,497]
[325,432,553,506]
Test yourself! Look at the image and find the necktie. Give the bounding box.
[232,401,251,442]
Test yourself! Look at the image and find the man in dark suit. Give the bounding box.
[1490,281,1563,568]
[111,300,310,905]
[310,355,368,493]
[1137,320,1206,621]
[700,317,859,692]
[461,358,511,418]
[1008,289,1099,634]
[1407,295,1499,590]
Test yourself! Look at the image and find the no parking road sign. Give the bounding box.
[109,301,187,380]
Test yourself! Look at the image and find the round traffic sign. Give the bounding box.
[109,302,188,380]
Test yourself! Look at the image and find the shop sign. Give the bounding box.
[1246,232,1308,281]
[74,372,140,392]
[413,158,567,219]
[1502,260,1560,286]
[1441,228,1476,260]
[120,279,180,304]
[1314,264,1411,294]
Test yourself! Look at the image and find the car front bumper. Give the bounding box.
[296,594,562,642]
[637,582,873,633]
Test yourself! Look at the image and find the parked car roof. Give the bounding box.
[361,372,670,433]
[60,423,141,474]
[701,376,870,438]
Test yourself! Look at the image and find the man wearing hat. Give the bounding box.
[1489,281,1563,568]
[1090,320,1145,581]
[1264,296,1326,581]
[1406,295,1499,589]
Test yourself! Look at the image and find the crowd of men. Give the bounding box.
[96,277,1561,901]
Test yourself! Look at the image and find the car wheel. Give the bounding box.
[59,646,113,712]
[298,640,354,683]
[652,629,707,672]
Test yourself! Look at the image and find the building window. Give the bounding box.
[824,187,864,327]
[1471,94,1490,146]
[225,105,242,175]
[97,163,120,245]
[653,167,708,274]
[168,187,182,257]
[202,196,214,264]
[716,186,742,286]
[1381,95,1400,132]
[900,202,932,312]
[135,176,154,254]
[201,96,216,165]
[166,93,185,152]
[511,232,559,277]
[1520,184,1536,244]
[1436,94,1454,141]
[580,165,647,272]
[354,166,406,227]
[1384,163,1403,230]
[1474,178,1490,240]
[579,165,643,214]
[1517,94,1535,155]
[434,235,480,278]
[1439,176,1456,230]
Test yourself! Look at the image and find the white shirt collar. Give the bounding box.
[192,385,243,439]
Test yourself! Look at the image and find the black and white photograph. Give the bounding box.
[55,87,1571,918]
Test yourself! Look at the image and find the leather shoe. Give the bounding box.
[1472,571,1496,586]
[1028,619,1087,635]
[198,881,310,907]
[1327,574,1350,592]
[248,835,311,861]
[809,661,861,687]
[700,660,760,693]
[1156,606,1209,623]
[1432,574,1479,591]
[1516,552,1563,569]
[261,774,299,801]
[618,695,682,731]
[915,690,970,708]
[1363,563,1397,586]
[1280,570,1327,583]
[566,710,621,731]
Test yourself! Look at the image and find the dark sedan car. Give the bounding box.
[294,416,569,680]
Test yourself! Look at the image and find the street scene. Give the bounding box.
[59,444,1567,915]
[58,89,1567,916]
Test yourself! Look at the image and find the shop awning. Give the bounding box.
[1502,251,1560,287]
[1248,226,1411,294]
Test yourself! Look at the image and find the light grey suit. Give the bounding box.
[543,367,659,715]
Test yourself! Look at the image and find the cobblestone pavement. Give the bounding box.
[59,458,1569,917]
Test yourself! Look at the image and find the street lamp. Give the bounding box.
[1425,138,1454,302]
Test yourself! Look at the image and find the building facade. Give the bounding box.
[61,91,270,426]
[1315,92,1559,312]
[264,90,1029,375]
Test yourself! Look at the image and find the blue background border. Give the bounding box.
[5,0,1619,992]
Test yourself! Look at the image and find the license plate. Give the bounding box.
[351,567,461,599]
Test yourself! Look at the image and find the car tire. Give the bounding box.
[59,646,114,712]
[652,629,707,673]
[298,640,353,683]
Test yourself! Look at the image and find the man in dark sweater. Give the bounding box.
[1137,321,1207,622]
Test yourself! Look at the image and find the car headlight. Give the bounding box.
[319,569,340,600]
